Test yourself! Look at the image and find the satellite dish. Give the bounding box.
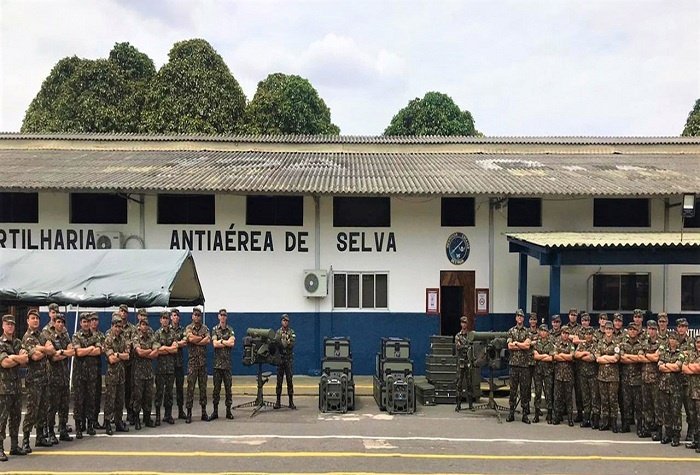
[304,272,319,293]
[96,235,113,249]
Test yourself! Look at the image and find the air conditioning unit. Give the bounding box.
[303,269,328,297]
[95,231,122,249]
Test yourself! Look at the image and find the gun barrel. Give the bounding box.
[469,331,509,342]
[247,328,276,340]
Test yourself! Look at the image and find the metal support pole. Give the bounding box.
[548,265,561,317]
[518,253,528,312]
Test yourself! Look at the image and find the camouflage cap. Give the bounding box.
[581,313,591,321]
[111,315,122,325]
[598,313,609,320]
[48,303,60,312]
[627,322,639,330]
[281,313,289,321]
[568,308,578,315]
[668,331,680,341]
[160,311,170,319]
[26,309,39,318]
[2,314,15,324]
[515,309,524,317]
[137,308,148,317]
[460,316,468,323]
[55,313,66,322]
[538,324,549,331]
[604,321,613,329]
[169,308,180,315]
[79,312,91,321]
[694,335,700,343]
[119,304,129,312]
[89,312,99,321]
[676,318,689,327]
[192,307,203,315]
[613,314,623,322]
[657,313,668,322]
[582,326,594,335]
[633,308,643,316]
[218,308,228,316]
[646,320,658,329]
[551,315,561,322]
[561,325,571,333]
[529,313,537,321]
[138,318,149,326]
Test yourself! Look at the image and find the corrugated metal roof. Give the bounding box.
[507,232,700,248]
[1,150,700,196]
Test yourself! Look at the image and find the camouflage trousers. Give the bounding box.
[186,365,207,409]
[621,383,643,425]
[554,379,573,422]
[103,380,125,423]
[22,379,49,433]
[682,383,697,434]
[533,371,553,414]
[93,371,102,423]
[573,362,582,415]
[598,380,619,420]
[276,360,294,396]
[73,375,95,424]
[212,369,232,407]
[590,378,600,418]
[642,382,660,429]
[0,394,21,440]
[508,366,531,414]
[659,388,682,432]
[132,378,154,417]
[578,371,596,418]
[124,363,133,414]
[48,384,70,428]
[456,365,473,402]
[155,373,175,411]
[694,400,700,440]
[174,365,185,408]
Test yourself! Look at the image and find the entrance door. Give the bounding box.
[440,271,476,335]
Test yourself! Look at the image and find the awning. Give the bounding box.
[0,249,204,307]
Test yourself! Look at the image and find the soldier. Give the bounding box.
[569,310,587,424]
[658,331,684,446]
[71,313,98,439]
[596,321,620,432]
[132,318,159,430]
[455,316,471,412]
[275,314,297,410]
[657,313,670,344]
[185,307,210,423]
[594,313,608,343]
[527,313,538,413]
[211,309,235,420]
[641,320,662,440]
[0,314,29,460]
[632,309,646,338]
[154,311,178,425]
[575,326,598,428]
[550,315,562,340]
[89,313,105,430]
[682,335,700,452]
[676,318,696,442]
[45,313,74,443]
[42,303,60,333]
[612,314,624,341]
[612,313,625,425]
[170,308,187,419]
[532,324,555,423]
[506,309,531,423]
[118,304,137,425]
[21,308,53,451]
[553,326,575,426]
[103,314,130,435]
[619,323,643,434]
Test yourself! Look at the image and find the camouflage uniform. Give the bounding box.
[172,323,186,416]
[90,328,105,426]
[677,333,697,440]
[154,326,176,420]
[103,332,128,427]
[131,329,158,424]
[121,321,137,422]
[686,347,700,449]
[596,337,620,429]
[568,322,583,420]
[507,325,531,417]
[553,338,575,424]
[43,325,71,439]
[0,333,23,453]
[455,330,472,408]
[185,322,210,409]
[620,335,644,432]
[641,335,661,435]
[212,324,235,410]
[22,327,50,439]
[532,336,555,422]
[275,323,296,407]
[71,327,95,433]
[576,336,598,426]
[527,325,538,402]
[658,345,684,442]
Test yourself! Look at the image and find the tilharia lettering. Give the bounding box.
[0,228,96,249]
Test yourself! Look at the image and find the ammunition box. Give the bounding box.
[415,380,435,406]
[426,354,458,366]
[380,337,411,359]
[324,337,351,358]
[429,342,454,356]
[321,357,353,381]
[425,369,456,383]
[429,335,454,345]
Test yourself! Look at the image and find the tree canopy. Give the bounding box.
[241,73,339,135]
[384,91,479,136]
[21,42,155,133]
[140,39,246,134]
[682,99,700,136]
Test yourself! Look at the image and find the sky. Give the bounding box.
[1,0,699,136]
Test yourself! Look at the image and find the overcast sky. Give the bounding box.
[1,0,698,136]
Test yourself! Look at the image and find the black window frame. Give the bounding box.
[683,198,700,228]
[441,197,475,227]
[246,195,304,226]
[333,272,388,309]
[591,273,650,312]
[507,198,542,227]
[0,192,38,223]
[157,194,215,225]
[681,274,700,311]
[593,198,650,228]
[70,193,127,224]
[333,197,391,227]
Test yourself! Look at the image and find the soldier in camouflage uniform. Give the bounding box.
[566,309,583,422]
[170,308,187,419]
[552,326,575,426]
[527,313,538,414]
[154,311,178,425]
[532,324,554,423]
[641,320,662,440]
[675,318,696,441]
[89,313,105,429]
[596,321,620,432]
[682,335,700,452]
[185,307,211,423]
[211,309,235,420]
[619,323,644,434]
[0,314,29,460]
[455,316,472,412]
[594,313,608,344]
[574,326,598,428]
[45,313,73,443]
[132,318,159,430]
[632,309,646,338]
[103,314,130,435]
[506,309,531,423]
[21,309,54,451]
[550,315,562,340]
[118,304,137,425]
[658,331,684,446]
[657,313,670,344]
[71,313,98,439]
[275,314,297,410]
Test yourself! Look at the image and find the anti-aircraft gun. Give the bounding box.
[457,331,509,419]
[237,328,283,416]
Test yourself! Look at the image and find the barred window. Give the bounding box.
[333,272,388,309]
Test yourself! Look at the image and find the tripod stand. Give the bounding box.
[233,363,276,417]
[471,366,510,423]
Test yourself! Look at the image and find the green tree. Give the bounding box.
[141,39,246,134]
[21,43,154,133]
[682,99,700,136]
[384,91,479,136]
[242,73,339,134]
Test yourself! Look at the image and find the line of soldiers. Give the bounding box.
[507,307,700,452]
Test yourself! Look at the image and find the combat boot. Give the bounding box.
[574,411,583,423]
[87,421,96,436]
[9,436,25,456]
[59,424,73,442]
[610,417,619,433]
[144,413,155,428]
[620,421,630,433]
[522,414,531,424]
[75,421,83,440]
[185,408,192,424]
[536,408,543,417]
[35,428,52,447]
[598,417,609,431]
[671,430,681,447]
[178,405,186,419]
[581,417,591,428]
[288,394,297,410]
[0,441,6,462]
[273,394,281,410]
[546,411,552,424]
[47,426,59,445]
[455,402,461,412]
[226,406,234,420]
[506,411,515,423]
[134,418,142,431]
[652,426,662,442]
[532,413,540,423]
[155,409,161,427]
[661,427,672,444]
[115,421,129,433]
[105,422,113,436]
[685,438,697,449]
[94,419,105,430]
[686,425,696,441]
[201,405,210,421]
[567,416,574,427]
[210,405,219,420]
[21,432,32,453]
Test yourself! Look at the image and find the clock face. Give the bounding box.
[446,232,470,265]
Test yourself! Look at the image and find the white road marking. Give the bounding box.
[362,439,398,450]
